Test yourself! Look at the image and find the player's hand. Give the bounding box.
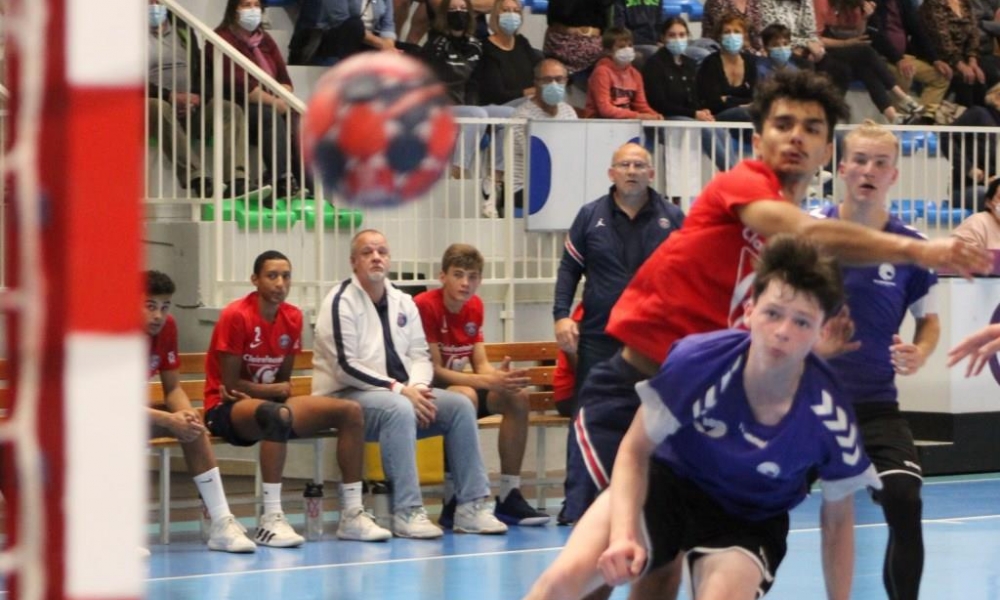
[917,238,992,280]
[167,410,206,443]
[402,385,437,428]
[555,317,580,353]
[220,386,252,403]
[493,357,531,392]
[934,60,953,79]
[947,323,1000,376]
[890,334,927,375]
[597,538,647,587]
[813,305,862,359]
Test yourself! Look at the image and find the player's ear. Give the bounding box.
[743,297,755,320]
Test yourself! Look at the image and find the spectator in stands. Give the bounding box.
[476,0,540,107]
[972,0,1000,86]
[868,0,950,124]
[312,230,508,539]
[583,27,662,119]
[703,0,763,50]
[814,0,925,124]
[203,250,390,547]
[144,270,256,554]
[288,0,366,65]
[414,244,551,527]
[755,0,824,64]
[210,0,308,201]
[510,58,579,217]
[952,179,1000,249]
[941,82,1000,212]
[919,0,987,108]
[396,0,430,42]
[756,22,799,79]
[148,1,254,199]
[611,0,663,65]
[543,0,611,81]
[422,0,516,217]
[552,304,583,418]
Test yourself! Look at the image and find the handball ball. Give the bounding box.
[303,53,457,207]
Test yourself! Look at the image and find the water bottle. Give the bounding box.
[370,481,393,529]
[304,483,324,541]
[198,495,212,542]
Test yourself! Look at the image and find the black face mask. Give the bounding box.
[447,11,470,32]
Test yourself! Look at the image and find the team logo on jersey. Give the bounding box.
[150,355,160,373]
[249,326,263,349]
[257,366,279,384]
[595,218,607,228]
[875,263,897,287]
[810,390,861,465]
[446,355,471,372]
[756,461,781,478]
[464,322,478,337]
[397,312,408,327]
[658,217,672,229]
[278,334,292,350]
[167,351,176,365]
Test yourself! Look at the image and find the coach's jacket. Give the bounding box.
[312,274,434,395]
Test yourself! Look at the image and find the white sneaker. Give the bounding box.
[337,506,392,542]
[392,506,444,539]
[454,498,508,534]
[208,515,257,553]
[255,512,305,548]
[481,176,500,218]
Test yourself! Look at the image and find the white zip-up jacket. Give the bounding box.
[312,274,434,395]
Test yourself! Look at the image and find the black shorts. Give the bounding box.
[476,388,492,419]
[641,460,789,596]
[854,402,922,479]
[205,400,299,447]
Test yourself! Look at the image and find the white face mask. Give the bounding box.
[237,7,262,32]
[498,12,521,35]
[149,4,168,28]
[613,46,636,65]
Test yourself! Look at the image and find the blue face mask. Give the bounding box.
[666,38,688,56]
[721,33,744,54]
[149,4,168,28]
[541,82,566,106]
[498,12,521,35]
[769,45,792,65]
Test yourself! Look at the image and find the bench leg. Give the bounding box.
[159,447,171,545]
[535,427,547,511]
[313,438,324,485]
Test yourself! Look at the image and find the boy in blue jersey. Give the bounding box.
[524,235,881,600]
[814,121,939,600]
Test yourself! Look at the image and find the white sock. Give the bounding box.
[262,482,283,516]
[193,467,232,522]
[499,475,520,502]
[340,481,363,511]
[443,472,455,503]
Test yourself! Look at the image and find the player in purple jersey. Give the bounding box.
[814,121,939,600]
[523,235,881,600]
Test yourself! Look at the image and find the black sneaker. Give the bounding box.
[556,503,575,526]
[494,489,551,526]
[438,496,456,529]
[188,176,214,197]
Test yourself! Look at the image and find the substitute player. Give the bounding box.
[814,121,938,600]
[524,235,881,600]
[145,270,256,553]
[415,243,550,526]
[204,250,390,546]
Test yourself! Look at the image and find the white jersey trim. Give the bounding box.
[820,464,882,502]
[636,379,681,446]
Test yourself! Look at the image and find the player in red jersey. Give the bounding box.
[203,250,390,547]
[146,270,256,553]
[415,244,550,527]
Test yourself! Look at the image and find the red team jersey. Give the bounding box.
[606,160,784,364]
[414,288,484,373]
[148,314,180,378]
[204,292,303,411]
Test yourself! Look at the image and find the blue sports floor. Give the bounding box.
[145,475,1000,600]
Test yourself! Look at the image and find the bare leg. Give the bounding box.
[284,395,365,483]
[628,558,683,600]
[487,390,529,475]
[690,550,763,600]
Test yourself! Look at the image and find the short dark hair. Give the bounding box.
[752,235,844,321]
[433,0,477,36]
[253,250,291,275]
[983,179,1000,212]
[602,26,633,51]
[750,70,850,142]
[659,17,690,38]
[146,270,176,297]
[760,23,791,47]
[441,243,484,273]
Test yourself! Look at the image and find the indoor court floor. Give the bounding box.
[142,474,1000,600]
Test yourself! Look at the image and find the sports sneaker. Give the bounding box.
[337,506,392,542]
[901,95,924,117]
[255,512,305,548]
[454,498,508,534]
[208,514,257,553]
[481,175,499,218]
[393,506,444,539]
[438,497,457,529]
[494,489,551,526]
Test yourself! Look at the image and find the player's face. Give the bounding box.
[745,280,825,367]
[351,232,391,284]
[143,294,172,337]
[838,137,898,207]
[440,266,482,305]
[753,99,832,182]
[252,259,292,305]
[608,145,653,195]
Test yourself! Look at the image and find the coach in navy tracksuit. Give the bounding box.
[552,142,685,412]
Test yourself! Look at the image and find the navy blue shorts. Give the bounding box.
[562,350,647,522]
[205,399,299,447]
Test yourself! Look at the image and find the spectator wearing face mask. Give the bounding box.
[756,22,799,80]
[476,0,541,107]
[583,26,662,119]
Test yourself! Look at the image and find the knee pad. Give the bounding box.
[255,402,293,442]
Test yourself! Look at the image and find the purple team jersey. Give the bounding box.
[817,206,938,404]
[637,329,880,521]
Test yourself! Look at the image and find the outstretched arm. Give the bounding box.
[820,494,855,600]
[947,323,1000,376]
